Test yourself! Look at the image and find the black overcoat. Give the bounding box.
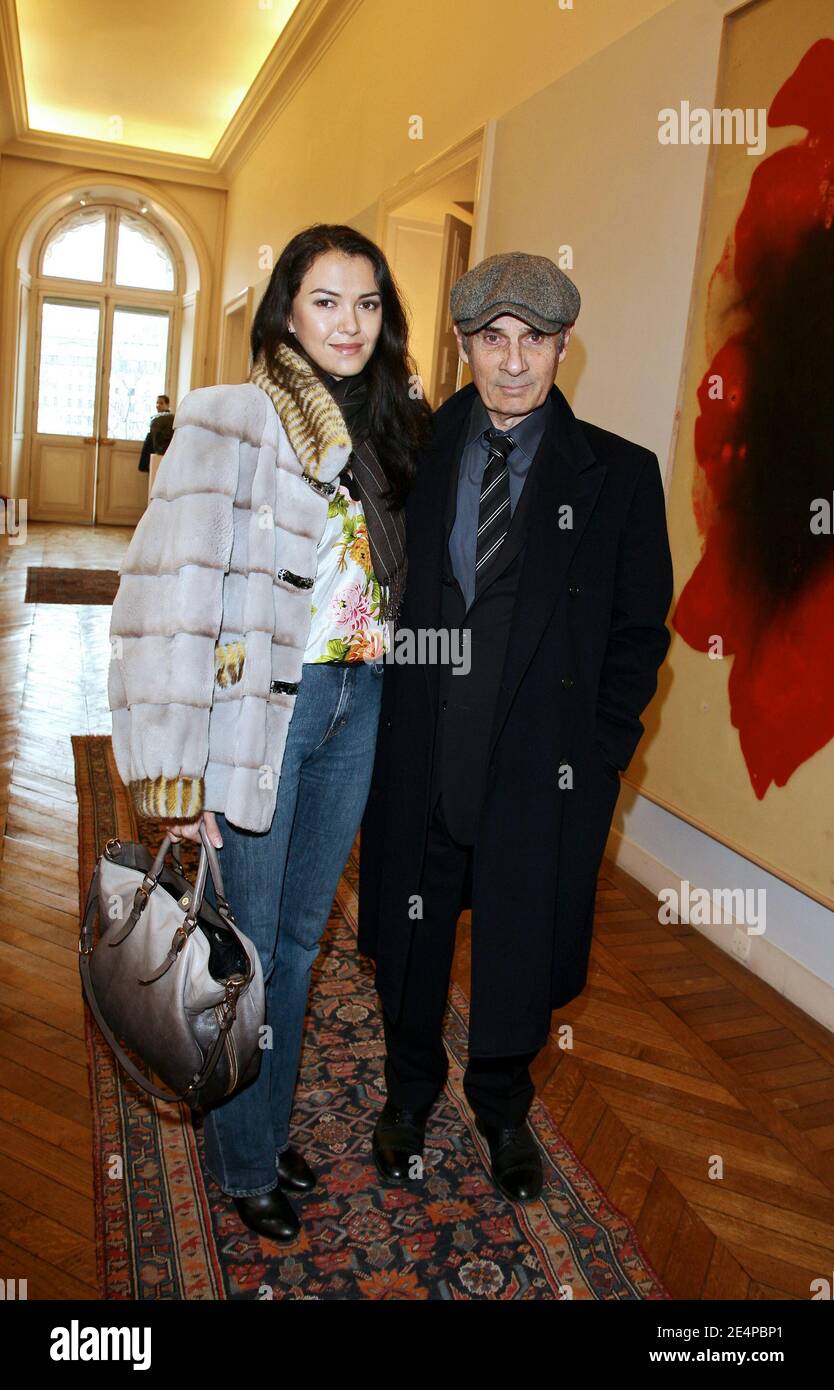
[358,381,673,1056]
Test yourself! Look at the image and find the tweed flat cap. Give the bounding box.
[450,251,580,334]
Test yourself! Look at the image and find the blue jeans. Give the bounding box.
[201,659,384,1196]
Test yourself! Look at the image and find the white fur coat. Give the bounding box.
[108,350,353,832]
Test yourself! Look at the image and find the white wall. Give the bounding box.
[484,0,834,1015]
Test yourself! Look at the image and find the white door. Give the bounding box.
[30,297,103,524]
[28,203,179,525]
[96,304,172,525]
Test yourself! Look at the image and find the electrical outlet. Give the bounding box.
[732,926,751,963]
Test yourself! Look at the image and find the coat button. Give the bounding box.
[568,582,581,595]
[561,676,575,689]
[441,699,447,711]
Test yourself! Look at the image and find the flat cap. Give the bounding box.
[450,251,580,334]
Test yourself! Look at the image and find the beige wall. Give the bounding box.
[219,0,678,304]
[386,217,444,388]
[486,0,727,475]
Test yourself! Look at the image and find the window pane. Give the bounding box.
[42,211,106,282]
[107,308,170,440]
[115,212,175,290]
[36,301,100,436]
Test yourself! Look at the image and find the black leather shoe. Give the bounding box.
[276,1147,316,1193]
[475,1118,543,1203]
[372,1099,432,1184]
[232,1186,300,1242]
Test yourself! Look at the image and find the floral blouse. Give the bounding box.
[304,478,389,663]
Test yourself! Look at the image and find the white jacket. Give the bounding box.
[108,349,352,832]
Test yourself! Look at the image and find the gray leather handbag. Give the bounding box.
[79,823,264,1108]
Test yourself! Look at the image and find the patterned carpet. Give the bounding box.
[25,567,120,605]
[73,734,669,1300]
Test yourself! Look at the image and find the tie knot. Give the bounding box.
[484,428,516,460]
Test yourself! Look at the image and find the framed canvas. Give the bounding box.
[630,0,834,907]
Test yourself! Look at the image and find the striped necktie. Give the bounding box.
[475,427,516,580]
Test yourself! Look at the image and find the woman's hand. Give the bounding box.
[164,809,223,849]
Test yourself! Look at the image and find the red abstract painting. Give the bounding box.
[673,39,834,799]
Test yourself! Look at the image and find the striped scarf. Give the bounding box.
[251,343,407,627]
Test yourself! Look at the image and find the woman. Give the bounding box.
[107,224,431,1242]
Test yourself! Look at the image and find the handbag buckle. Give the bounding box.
[173,922,195,952]
[104,838,122,859]
[216,894,237,925]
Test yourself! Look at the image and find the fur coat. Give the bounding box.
[108,345,353,832]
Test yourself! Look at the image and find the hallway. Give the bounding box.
[1,524,832,1300]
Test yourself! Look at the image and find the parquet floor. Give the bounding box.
[1,520,832,1301]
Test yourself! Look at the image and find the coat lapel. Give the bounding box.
[411,382,606,746]
[410,387,475,710]
[486,384,606,757]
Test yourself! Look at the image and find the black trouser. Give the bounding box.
[382,795,539,1129]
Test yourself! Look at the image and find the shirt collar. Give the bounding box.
[464,392,552,467]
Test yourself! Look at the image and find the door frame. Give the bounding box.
[376,122,495,397]
[219,286,256,384]
[376,122,494,264]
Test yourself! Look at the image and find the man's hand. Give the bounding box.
[164,809,223,849]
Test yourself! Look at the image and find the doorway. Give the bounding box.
[28,204,179,525]
[379,126,494,409]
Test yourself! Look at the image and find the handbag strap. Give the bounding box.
[109,824,235,948]
[78,840,250,1105]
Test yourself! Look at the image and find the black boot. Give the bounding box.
[372,1099,432,1184]
[276,1147,316,1193]
[475,1118,543,1203]
[232,1186,300,1242]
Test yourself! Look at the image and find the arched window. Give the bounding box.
[41,206,177,292]
[35,204,179,445]
[42,208,107,282]
[114,212,176,291]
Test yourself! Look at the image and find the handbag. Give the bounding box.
[78,822,265,1108]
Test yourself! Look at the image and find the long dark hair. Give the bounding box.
[250,223,432,508]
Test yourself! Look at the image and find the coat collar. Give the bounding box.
[250,343,352,483]
[429,380,597,476]
[414,379,607,754]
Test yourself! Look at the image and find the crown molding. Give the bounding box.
[212,0,364,177]
[0,130,229,187]
[0,0,27,133]
[0,0,364,187]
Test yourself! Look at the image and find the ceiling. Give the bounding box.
[10,0,302,159]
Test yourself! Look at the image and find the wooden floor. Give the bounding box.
[1,521,832,1301]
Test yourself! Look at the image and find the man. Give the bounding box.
[137,393,174,473]
[358,251,673,1203]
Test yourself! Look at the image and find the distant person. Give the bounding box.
[137,394,174,473]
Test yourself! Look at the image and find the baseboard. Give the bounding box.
[606,824,834,1035]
